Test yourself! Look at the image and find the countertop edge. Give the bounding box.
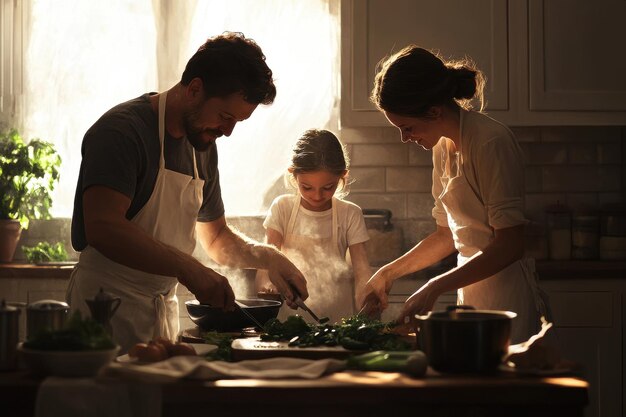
[0,261,624,280]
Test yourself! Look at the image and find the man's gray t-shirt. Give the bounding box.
[71,93,225,251]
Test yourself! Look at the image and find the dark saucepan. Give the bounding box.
[186,298,282,331]
[415,305,516,373]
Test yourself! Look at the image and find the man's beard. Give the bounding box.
[183,109,222,152]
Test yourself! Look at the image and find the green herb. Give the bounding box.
[23,311,115,351]
[201,331,236,361]
[0,129,61,229]
[261,314,412,351]
[22,241,68,263]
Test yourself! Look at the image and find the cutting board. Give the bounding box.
[231,337,358,361]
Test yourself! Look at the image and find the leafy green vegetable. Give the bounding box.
[22,241,68,263]
[23,311,115,351]
[261,314,412,351]
[201,331,236,361]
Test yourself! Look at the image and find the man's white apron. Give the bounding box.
[67,92,204,353]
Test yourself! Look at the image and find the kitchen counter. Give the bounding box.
[0,368,588,417]
[1,260,625,280]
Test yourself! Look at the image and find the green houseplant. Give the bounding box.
[0,129,61,262]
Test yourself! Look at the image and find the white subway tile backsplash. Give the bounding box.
[407,193,435,219]
[541,126,621,143]
[408,146,433,166]
[525,143,568,165]
[542,166,620,192]
[346,193,407,219]
[598,142,621,164]
[386,167,432,192]
[351,144,408,166]
[348,167,386,192]
[569,143,597,164]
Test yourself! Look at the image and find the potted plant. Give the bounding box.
[0,129,61,262]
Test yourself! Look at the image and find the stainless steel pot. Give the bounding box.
[26,299,69,341]
[415,305,516,373]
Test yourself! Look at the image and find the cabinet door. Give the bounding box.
[528,0,626,112]
[341,0,509,126]
[541,283,622,417]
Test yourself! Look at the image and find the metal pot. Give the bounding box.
[415,305,516,373]
[26,299,70,341]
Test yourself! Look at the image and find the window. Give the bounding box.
[3,0,339,217]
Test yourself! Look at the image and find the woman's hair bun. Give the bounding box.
[448,66,477,100]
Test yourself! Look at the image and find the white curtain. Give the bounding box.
[20,0,339,217]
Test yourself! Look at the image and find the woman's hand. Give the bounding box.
[397,279,441,328]
[358,269,394,317]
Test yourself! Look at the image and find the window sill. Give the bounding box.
[0,263,75,279]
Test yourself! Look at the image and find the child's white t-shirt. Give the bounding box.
[263,194,370,256]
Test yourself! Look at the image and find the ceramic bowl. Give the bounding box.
[18,345,120,377]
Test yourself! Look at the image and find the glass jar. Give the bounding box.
[571,215,599,260]
[546,204,571,260]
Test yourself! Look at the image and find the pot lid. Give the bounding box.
[0,299,20,314]
[27,299,69,311]
[418,305,516,321]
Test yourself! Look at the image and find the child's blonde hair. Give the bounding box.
[285,129,351,198]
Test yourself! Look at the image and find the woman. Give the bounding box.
[360,45,547,344]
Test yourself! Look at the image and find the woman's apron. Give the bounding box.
[277,196,354,325]
[438,137,548,345]
[66,92,204,353]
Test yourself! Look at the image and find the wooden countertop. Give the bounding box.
[0,368,589,417]
[1,260,624,280]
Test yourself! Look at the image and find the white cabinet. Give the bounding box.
[528,0,626,112]
[341,0,626,126]
[540,280,624,417]
[341,0,508,127]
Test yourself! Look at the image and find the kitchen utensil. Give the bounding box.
[235,300,265,329]
[294,298,322,323]
[415,305,516,373]
[85,288,121,337]
[0,299,20,371]
[26,299,69,342]
[186,298,281,331]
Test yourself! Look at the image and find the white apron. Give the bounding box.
[439,131,548,344]
[67,92,204,353]
[277,196,354,325]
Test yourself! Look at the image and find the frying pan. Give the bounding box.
[185,298,282,331]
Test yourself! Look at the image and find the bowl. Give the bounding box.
[186,298,282,331]
[18,345,120,377]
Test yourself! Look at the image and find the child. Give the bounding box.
[255,129,372,324]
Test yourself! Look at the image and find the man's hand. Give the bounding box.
[178,261,236,309]
[264,249,308,309]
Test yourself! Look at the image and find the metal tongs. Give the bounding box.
[235,300,265,329]
[294,297,322,324]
